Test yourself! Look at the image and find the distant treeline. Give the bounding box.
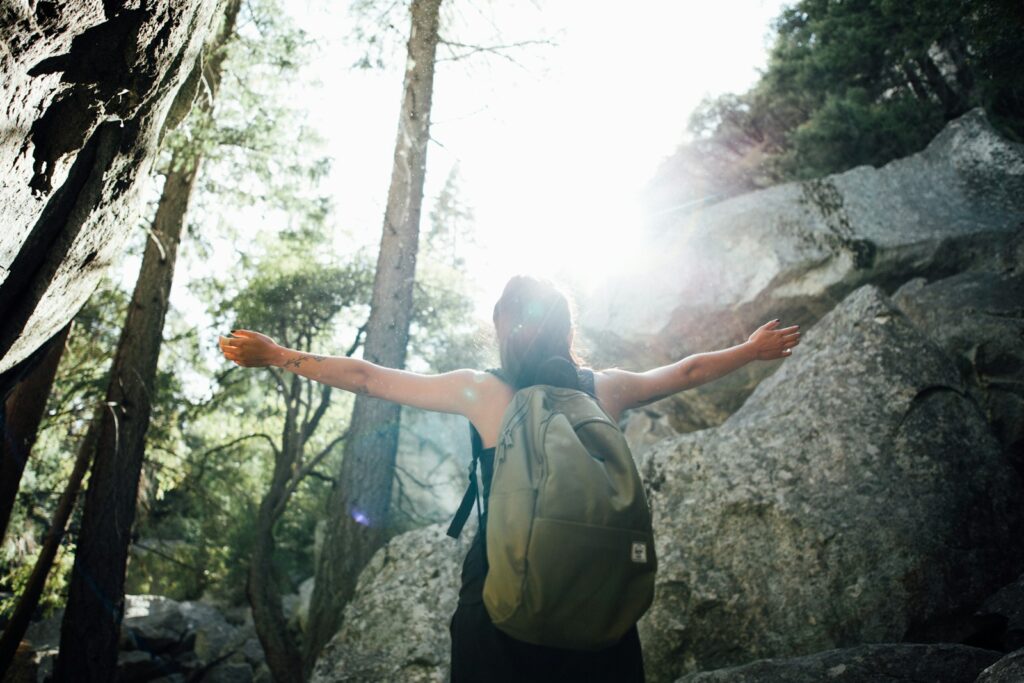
[646,0,1024,214]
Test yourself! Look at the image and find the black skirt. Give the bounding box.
[449,522,646,683]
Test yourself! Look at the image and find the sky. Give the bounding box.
[280,0,786,316]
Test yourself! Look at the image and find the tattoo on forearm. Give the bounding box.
[284,354,326,370]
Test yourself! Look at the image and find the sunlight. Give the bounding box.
[281,0,784,322]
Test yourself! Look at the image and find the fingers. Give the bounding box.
[761,319,781,330]
[218,335,247,367]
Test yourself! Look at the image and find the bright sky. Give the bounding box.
[284,0,785,316]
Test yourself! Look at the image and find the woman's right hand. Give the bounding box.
[218,329,283,368]
[746,319,801,360]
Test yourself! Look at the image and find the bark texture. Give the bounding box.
[305,0,443,668]
[0,0,219,395]
[0,325,69,543]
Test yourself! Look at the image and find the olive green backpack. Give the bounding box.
[447,367,657,651]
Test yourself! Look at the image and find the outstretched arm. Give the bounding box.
[595,319,800,420]
[218,330,491,418]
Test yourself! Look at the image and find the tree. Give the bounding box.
[0,326,69,544]
[52,3,242,680]
[223,241,373,683]
[305,0,445,667]
[647,0,1024,216]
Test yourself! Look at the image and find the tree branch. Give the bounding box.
[436,37,553,66]
[273,431,347,519]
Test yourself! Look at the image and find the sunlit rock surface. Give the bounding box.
[310,523,474,682]
[395,407,471,526]
[583,109,1024,433]
[673,643,1001,683]
[0,0,220,388]
[638,285,1024,681]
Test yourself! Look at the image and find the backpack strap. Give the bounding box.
[578,367,596,398]
[446,369,508,540]
[446,423,484,539]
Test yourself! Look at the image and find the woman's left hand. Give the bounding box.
[747,320,801,360]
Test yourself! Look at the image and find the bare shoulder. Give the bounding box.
[591,368,637,423]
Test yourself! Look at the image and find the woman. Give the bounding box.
[219,275,800,681]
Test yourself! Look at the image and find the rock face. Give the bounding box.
[0,0,220,391]
[972,573,1024,653]
[310,523,474,682]
[893,268,1024,473]
[674,643,1001,683]
[582,110,1024,433]
[638,285,1024,681]
[975,648,1024,683]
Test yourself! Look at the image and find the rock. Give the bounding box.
[310,522,476,682]
[893,270,1024,471]
[184,600,242,665]
[971,573,1024,653]
[295,576,315,633]
[205,661,255,683]
[116,649,173,683]
[975,648,1024,683]
[23,608,63,650]
[238,636,266,666]
[281,591,300,627]
[121,595,190,655]
[622,408,677,461]
[639,285,1024,681]
[582,110,1024,433]
[674,643,1001,683]
[0,0,222,392]
[148,675,187,683]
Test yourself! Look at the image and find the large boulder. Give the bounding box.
[975,648,1024,683]
[674,643,1001,683]
[582,110,1024,433]
[893,268,1024,472]
[0,0,220,391]
[310,523,474,682]
[639,285,1024,681]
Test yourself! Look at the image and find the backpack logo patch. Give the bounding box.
[631,542,648,564]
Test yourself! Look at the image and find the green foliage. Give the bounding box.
[650,0,1024,211]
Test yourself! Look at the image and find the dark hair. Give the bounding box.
[493,276,584,390]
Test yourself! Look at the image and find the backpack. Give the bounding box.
[447,367,657,651]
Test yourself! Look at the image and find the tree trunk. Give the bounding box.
[0,407,98,677]
[248,375,304,683]
[52,141,201,683]
[0,325,70,543]
[915,55,967,118]
[304,0,443,669]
